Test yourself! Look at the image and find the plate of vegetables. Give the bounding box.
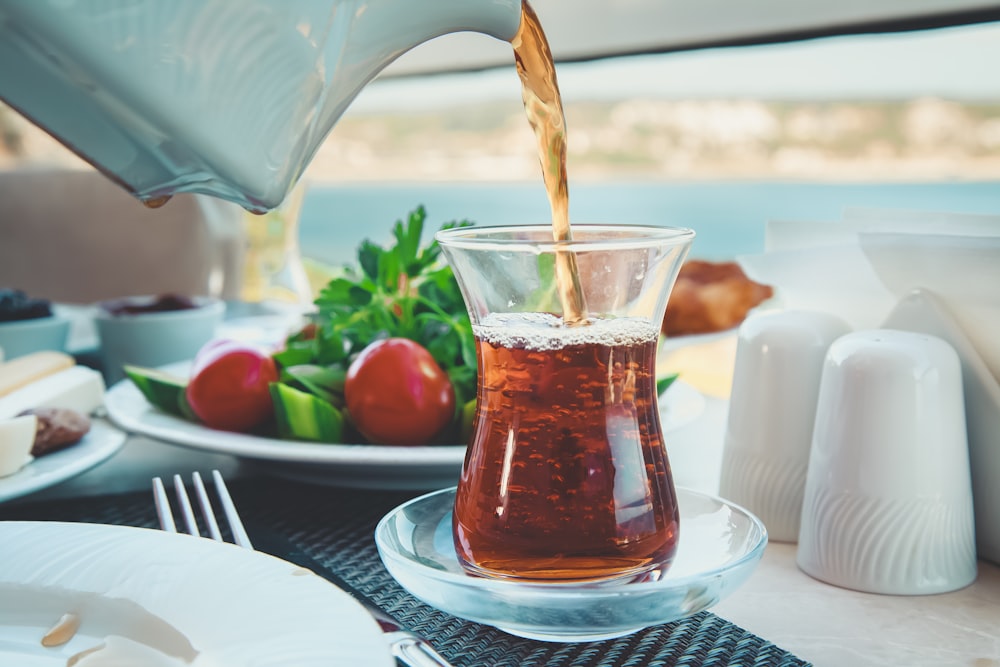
[104,207,704,490]
[104,208,474,489]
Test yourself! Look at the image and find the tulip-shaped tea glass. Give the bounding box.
[437,224,694,582]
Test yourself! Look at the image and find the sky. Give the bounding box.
[348,21,1000,112]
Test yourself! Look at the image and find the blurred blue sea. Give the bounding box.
[298,181,1000,266]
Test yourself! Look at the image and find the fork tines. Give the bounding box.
[153,470,253,549]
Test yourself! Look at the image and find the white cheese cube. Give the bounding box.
[0,366,106,420]
[0,414,36,477]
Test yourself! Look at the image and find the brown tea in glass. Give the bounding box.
[455,314,680,580]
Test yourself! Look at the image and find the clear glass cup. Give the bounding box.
[437,224,694,582]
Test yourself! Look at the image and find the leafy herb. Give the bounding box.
[656,373,680,397]
[279,206,477,416]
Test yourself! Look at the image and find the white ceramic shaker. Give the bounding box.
[796,329,977,594]
[719,310,851,542]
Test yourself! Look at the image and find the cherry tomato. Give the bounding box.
[345,338,455,446]
[185,339,278,432]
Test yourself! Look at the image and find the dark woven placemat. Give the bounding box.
[0,477,810,667]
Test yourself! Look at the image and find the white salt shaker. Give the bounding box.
[797,329,977,594]
[719,310,851,542]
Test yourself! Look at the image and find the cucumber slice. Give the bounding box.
[279,364,346,405]
[270,383,344,443]
[124,365,188,417]
[176,389,200,423]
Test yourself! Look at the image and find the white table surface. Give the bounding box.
[14,378,1000,667]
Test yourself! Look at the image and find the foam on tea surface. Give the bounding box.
[475,313,659,351]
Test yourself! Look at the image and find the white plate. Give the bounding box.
[104,366,705,491]
[660,328,739,354]
[0,521,394,666]
[104,371,467,490]
[658,379,705,431]
[0,419,125,503]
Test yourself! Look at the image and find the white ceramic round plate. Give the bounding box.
[104,368,704,491]
[104,373,467,490]
[0,419,126,503]
[375,487,767,642]
[659,328,739,354]
[0,521,394,666]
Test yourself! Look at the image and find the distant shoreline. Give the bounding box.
[306,98,1000,184]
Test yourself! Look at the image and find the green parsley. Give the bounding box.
[274,206,477,424]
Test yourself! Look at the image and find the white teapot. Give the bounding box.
[0,0,521,210]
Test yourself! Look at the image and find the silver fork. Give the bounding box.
[153,470,252,547]
[152,470,455,667]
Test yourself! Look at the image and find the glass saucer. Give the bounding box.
[375,487,767,643]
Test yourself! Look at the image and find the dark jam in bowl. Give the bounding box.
[100,294,199,317]
[0,288,54,322]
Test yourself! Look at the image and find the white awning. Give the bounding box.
[386,0,1000,76]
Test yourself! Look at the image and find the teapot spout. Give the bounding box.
[321,0,523,109]
[304,0,525,184]
[401,0,523,43]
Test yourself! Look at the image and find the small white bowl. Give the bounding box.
[0,315,71,359]
[95,295,225,383]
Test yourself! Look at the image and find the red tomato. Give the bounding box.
[185,339,278,432]
[345,338,455,446]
